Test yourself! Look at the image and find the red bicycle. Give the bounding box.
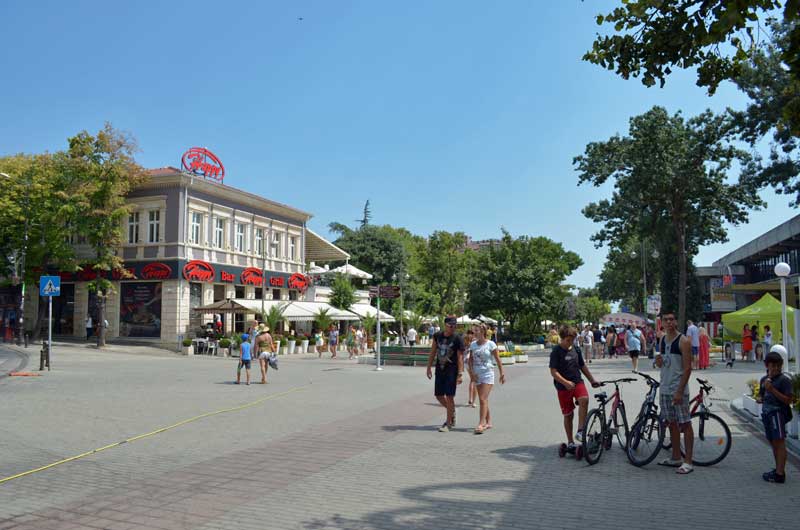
[662,377,732,466]
[582,378,637,465]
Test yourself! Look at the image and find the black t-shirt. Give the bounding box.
[549,344,585,391]
[434,332,464,375]
[759,373,793,419]
[593,329,602,342]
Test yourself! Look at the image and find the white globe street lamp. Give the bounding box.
[774,262,791,368]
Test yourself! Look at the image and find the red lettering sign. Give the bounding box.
[269,276,285,287]
[183,260,215,282]
[220,271,235,283]
[287,273,310,293]
[241,268,263,286]
[181,147,225,182]
[142,263,172,280]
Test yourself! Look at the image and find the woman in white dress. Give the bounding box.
[468,324,505,434]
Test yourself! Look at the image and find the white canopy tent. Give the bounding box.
[328,263,374,280]
[196,299,360,322]
[456,315,480,325]
[476,314,498,325]
[349,303,396,322]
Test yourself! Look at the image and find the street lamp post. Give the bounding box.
[774,262,791,368]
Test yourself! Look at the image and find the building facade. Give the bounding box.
[24,166,348,347]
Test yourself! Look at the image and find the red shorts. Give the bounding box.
[556,382,589,416]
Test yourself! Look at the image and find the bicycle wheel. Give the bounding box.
[626,412,664,467]
[613,402,629,450]
[583,408,605,465]
[680,411,732,466]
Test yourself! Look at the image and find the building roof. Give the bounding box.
[305,227,350,263]
[712,214,800,267]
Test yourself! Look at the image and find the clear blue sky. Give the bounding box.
[0,1,794,289]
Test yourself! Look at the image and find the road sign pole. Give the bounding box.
[375,296,383,371]
[48,295,52,370]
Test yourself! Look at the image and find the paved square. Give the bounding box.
[1,344,797,529]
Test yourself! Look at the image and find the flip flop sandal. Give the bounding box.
[474,427,485,435]
[657,458,682,467]
[676,464,694,475]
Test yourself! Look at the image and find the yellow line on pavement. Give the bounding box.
[0,385,307,485]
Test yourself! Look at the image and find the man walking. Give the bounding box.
[254,324,275,384]
[686,320,700,369]
[426,315,464,432]
[592,326,604,361]
[407,326,417,347]
[85,315,93,341]
[656,311,694,475]
[625,324,643,372]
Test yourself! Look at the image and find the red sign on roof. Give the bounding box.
[181,147,225,182]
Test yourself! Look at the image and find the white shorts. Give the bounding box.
[474,368,495,385]
[258,352,269,360]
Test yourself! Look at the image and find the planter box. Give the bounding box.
[287,340,296,354]
[280,346,288,355]
[182,345,194,356]
[300,340,309,354]
[515,354,528,363]
[742,395,762,417]
[500,356,515,365]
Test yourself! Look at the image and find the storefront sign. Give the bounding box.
[120,282,162,338]
[181,147,225,182]
[241,268,263,286]
[183,260,216,282]
[142,262,173,280]
[288,273,311,293]
[220,271,235,283]
[269,276,285,287]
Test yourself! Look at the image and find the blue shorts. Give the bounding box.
[239,359,251,370]
[763,410,787,441]
[691,346,699,356]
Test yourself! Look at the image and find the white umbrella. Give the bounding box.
[477,314,498,325]
[457,315,479,325]
[328,263,374,280]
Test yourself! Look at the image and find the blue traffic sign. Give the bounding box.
[39,276,61,297]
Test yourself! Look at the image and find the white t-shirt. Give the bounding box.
[86,317,93,327]
[765,331,773,346]
[687,325,700,348]
[407,328,417,342]
[469,340,497,371]
[582,331,593,346]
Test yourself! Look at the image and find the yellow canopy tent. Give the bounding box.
[721,293,795,344]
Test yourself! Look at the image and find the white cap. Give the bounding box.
[770,344,787,357]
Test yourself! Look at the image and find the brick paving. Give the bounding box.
[1,344,798,529]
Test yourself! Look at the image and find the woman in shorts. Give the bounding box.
[328,325,339,359]
[468,324,505,434]
[463,329,477,408]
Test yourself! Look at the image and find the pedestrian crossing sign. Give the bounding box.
[39,276,61,297]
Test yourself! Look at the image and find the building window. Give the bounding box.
[190,212,202,244]
[214,218,225,248]
[289,236,296,261]
[148,210,160,243]
[255,229,264,257]
[235,223,246,252]
[272,289,281,300]
[189,283,203,308]
[127,212,139,244]
[271,232,281,258]
[288,290,298,301]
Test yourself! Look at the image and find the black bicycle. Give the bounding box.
[626,372,665,467]
[582,378,637,465]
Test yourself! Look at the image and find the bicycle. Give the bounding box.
[582,378,637,465]
[662,377,732,466]
[626,371,665,467]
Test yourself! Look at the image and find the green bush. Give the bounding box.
[219,338,232,349]
[711,337,723,346]
[182,338,193,347]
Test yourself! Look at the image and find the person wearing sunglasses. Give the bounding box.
[426,315,465,432]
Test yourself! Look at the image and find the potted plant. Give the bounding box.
[499,350,516,365]
[287,335,297,354]
[514,347,528,363]
[181,338,194,356]
[300,333,310,354]
[362,314,377,350]
[273,334,283,354]
[218,338,232,357]
[742,378,762,416]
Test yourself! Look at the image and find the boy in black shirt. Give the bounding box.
[549,325,599,451]
[426,315,465,432]
[757,348,794,483]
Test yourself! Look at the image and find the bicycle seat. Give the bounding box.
[594,392,607,402]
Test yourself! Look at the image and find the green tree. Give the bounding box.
[313,307,333,334]
[575,291,612,326]
[584,1,799,98]
[575,106,762,327]
[329,223,409,288]
[60,124,146,346]
[596,238,661,313]
[329,273,356,310]
[266,304,287,335]
[414,231,471,317]
[466,230,582,335]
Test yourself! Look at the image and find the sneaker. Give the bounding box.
[438,423,450,433]
[763,470,786,483]
[567,442,576,451]
[575,430,584,443]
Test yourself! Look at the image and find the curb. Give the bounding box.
[730,398,800,458]
[0,344,31,380]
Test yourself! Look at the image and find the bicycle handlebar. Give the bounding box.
[696,377,713,391]
[633,371,660,386]
[597,378,637,386]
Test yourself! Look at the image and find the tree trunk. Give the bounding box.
[677,224,687,332]
[96,291,107,348]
